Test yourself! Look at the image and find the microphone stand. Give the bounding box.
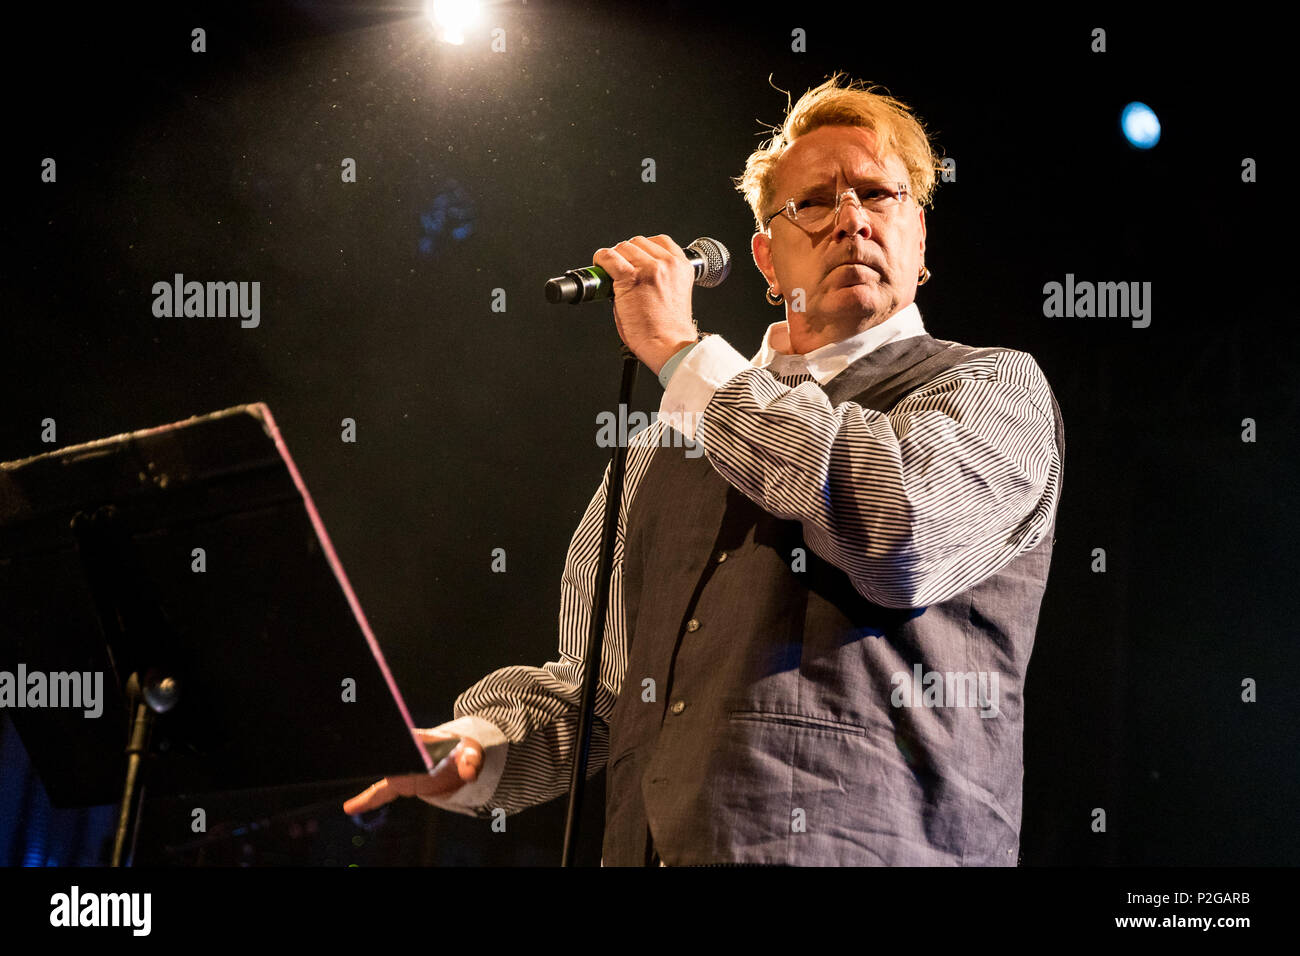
[549,239,726,865]
[559,331,639,867]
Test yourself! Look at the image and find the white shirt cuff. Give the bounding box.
[658,334,752,442]
[416,714,508,816]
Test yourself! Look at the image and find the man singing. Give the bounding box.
[345,73,1064,866]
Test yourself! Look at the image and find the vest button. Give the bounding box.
[716,550,728,563]
[685,618,700,632]
[670,700,686,715]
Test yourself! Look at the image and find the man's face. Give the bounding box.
[753,125,926,332]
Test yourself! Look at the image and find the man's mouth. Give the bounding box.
[831,262,878,280]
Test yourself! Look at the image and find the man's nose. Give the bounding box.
[833,192,873,239]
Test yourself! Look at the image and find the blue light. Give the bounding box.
[417,179,476,256]
[1121,102,1161,150]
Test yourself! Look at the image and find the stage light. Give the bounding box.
[425,0,481,45]
[1121,102,1161,150]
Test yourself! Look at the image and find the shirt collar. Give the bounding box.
[752,302,928,385]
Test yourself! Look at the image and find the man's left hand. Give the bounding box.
[594,235,701,376]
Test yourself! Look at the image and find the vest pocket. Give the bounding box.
[728,709,867,737]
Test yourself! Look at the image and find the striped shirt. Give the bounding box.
[419,301,1062,823]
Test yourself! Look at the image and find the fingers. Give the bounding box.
[594,235,682,278]
[645,234,686,258]
[342,735,486,816]
[456,741,483,783]
[421,738,482,791]
[593,245,634,279]
[429,739,482,784]
[619,235,677,266]
[343,777,403,815]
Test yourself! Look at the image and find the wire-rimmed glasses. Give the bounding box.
[762,180,910,233]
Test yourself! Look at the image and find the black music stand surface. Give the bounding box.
[0,403,444,859]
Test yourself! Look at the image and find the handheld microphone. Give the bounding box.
[545,237,731,304]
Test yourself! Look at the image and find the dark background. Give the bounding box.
[1,1,1293,866]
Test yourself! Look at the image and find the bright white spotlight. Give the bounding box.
[1121,102,1161,150]
[425,0,481,45]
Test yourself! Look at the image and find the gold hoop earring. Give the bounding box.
[765,286,784,305]
[917,265,931,286]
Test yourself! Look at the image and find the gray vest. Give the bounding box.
[603,333,1065,866]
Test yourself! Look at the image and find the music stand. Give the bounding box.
[0,403,453,865]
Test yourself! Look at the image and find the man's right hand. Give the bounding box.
[342,729,483,815]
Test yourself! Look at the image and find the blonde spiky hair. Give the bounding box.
[734,72,943,232]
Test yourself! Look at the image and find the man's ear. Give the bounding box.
[752,230,777,291]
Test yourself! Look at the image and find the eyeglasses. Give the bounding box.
[762,180,910,233]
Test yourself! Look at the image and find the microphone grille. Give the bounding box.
[687,237,731,289]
